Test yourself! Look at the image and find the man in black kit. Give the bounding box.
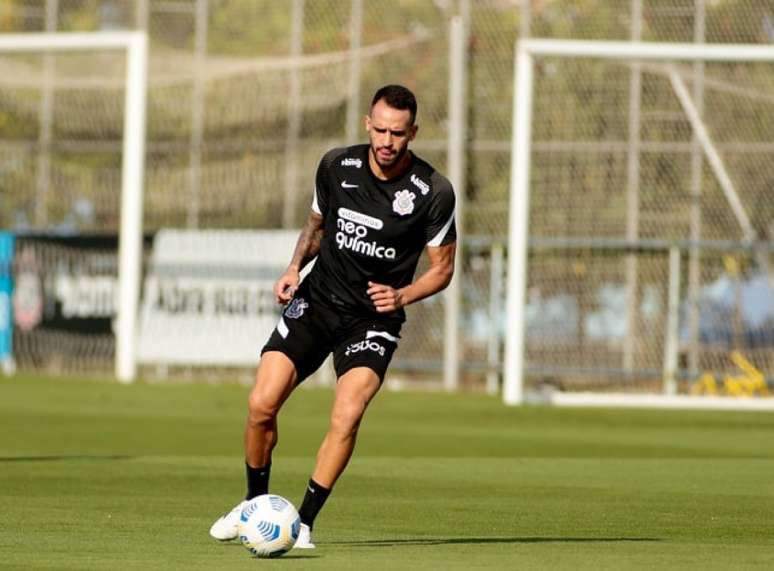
[210,84,456,549]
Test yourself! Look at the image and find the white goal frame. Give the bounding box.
[0,32,148,383]
[505,39,774,409]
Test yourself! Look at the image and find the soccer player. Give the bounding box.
[209,84,456,549]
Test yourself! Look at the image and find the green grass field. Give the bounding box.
[2,375,774,570]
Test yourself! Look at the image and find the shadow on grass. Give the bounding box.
[220,543,320,560]
[253,555,320,560]
[0,455,133,462]
[329,537,661,547]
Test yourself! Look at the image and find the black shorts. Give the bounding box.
[261,281,402,383]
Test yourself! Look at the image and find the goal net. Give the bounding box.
[0,32,147,381]
[505,40,774,409]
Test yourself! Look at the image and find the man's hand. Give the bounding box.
[366,244,455,312]
[274,269,300,304]
[367,281,405,313]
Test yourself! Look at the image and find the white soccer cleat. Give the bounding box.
[209,500,245,541]
[293,523,316,549]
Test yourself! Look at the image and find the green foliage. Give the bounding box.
[705,0,773,44]
[59,0,102,32]
[532,0,630,40]
[3,2,774,235]
[208,0,293,56]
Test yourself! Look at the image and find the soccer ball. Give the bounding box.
[238,494,300,558]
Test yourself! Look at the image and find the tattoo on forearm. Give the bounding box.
[307,228,323,260]
[291,215,324,269]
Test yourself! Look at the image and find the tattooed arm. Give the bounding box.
[273,211,324,304]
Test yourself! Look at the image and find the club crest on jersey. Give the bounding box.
[392,189,416,216]
[341,157,362,168]
[284,298,308,319]
[410,174,430,195]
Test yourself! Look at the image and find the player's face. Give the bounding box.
[366,99,417,170]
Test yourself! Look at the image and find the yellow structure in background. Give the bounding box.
[691,351,769,397]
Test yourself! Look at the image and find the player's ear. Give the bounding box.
[409,123,418,140]
[364,114,371,132]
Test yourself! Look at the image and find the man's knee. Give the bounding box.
[247,352,297,426]
[247,382,286,427]
[329,399,367,437]
[247,390,281,427]
[328,368,380,437]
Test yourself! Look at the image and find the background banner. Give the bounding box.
[137,229,301,366]
[0,232,14,366]
[10,234,153,372]
[13,235,122,336]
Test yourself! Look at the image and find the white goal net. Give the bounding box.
[0,32,147,381]
[506,40,774,409]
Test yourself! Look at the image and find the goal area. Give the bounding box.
[505,39,774,409]
[0,32,147,382]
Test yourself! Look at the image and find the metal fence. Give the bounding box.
[2,0,774,391]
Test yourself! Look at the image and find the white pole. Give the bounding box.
[187,0,208,229]
[282,0,304,229]
[663,246,681,395]
[667,67,755,242]
[669,65,774,292]
[345,0,363,145]
[34,0,58,229]
[444,13,468,392]
[504,43,534,405]
[687,0,706,378]
[486,242,504,395]
[0,32,147,51]
[520,39,774,61]
[624,0,642,374]
[135,0,149,29]
[520,0,531,38]
[116,32,149,383]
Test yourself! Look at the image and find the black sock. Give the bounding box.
[245,461,271,500]
[298,478,331,530]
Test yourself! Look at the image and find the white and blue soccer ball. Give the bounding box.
[238,494,300,558]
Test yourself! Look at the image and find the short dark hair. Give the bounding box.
[370,84,417,124]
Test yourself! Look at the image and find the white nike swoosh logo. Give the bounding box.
[341,180,358,189]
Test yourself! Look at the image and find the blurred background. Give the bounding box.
[1,0,773,395]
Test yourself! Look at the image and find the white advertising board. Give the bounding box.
[137,229,300,366]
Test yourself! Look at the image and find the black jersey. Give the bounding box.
[305,144,456,320]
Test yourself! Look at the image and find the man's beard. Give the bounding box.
[372,143,408,168]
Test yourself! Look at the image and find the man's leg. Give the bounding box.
[209,351,297,541]
[244,351,298,497]
[297,366,381,538]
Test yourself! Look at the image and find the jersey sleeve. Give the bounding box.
[311,155,330,218]
[425,172,457,247]
[311,147,346,219]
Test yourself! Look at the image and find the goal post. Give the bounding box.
[505,39,774,408]
[0,32,148,383]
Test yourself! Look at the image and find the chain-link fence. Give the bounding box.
[2,1,774,391]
